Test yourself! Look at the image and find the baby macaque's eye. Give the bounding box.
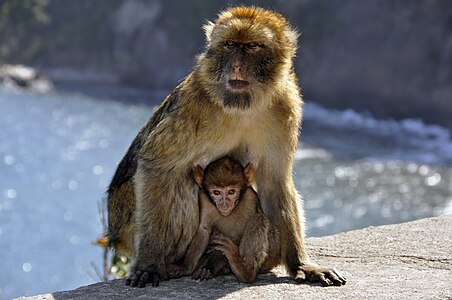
[213,190,221,196]
[228,189,236,195]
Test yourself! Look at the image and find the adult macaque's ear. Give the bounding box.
[244,163,256,186]
[193,165,204,187]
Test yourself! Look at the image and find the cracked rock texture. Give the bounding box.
[17,215,452,300]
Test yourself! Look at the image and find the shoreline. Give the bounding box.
[2,64,451,166]
[44,66,168,107]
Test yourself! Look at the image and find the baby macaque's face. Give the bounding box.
[208,185,241,216]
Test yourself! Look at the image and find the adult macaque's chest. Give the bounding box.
[194,110,276,168]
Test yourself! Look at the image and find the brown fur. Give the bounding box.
[200,157,248,189]
[108,6,345,288]
[168,157,281,283]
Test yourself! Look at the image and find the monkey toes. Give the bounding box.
[167,264,189,279]
[192,267,213,281]
[295,264,346,286]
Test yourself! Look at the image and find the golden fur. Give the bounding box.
[169,157,281,283]
[108,6,345,287]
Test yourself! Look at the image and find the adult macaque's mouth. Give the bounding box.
[228,80,250,90]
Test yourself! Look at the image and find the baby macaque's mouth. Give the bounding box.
[228,80,250,90]
[218,206,234,216]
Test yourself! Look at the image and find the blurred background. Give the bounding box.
[0,0,451,299]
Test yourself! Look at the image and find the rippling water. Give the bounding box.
[0,87,451,299]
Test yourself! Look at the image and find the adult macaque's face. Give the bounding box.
[202,13,287,110]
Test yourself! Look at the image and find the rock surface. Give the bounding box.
[0,64,53,92]
[17,216,452,300]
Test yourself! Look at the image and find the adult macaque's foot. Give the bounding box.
[295,264,347,286]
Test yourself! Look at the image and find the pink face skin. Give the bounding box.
[209,186,242,216]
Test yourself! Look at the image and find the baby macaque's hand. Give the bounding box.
[213,234,239,260]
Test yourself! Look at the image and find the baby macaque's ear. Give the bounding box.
[244,163,256,186]
[192,165,204,187]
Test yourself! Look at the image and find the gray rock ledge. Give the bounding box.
[17,215,452,300]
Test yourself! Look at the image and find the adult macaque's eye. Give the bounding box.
[228,189,236,195]
[246,43,262,51]
[213,190,221,196]
[224,41,236,49]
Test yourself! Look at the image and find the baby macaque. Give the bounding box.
[168,156,281,283]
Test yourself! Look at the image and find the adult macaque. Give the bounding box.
[168,157,283,283]
[108,6,346,288]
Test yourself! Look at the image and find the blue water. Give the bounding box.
[0,87,451,299]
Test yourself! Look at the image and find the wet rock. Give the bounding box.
[0,64,53,92]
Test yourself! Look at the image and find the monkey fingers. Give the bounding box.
[295,264,346,286]
[213,235,238,258]
[125,270,148,288]
[151,273,160,287]
[125,270,162,288]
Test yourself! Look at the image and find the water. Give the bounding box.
[298,103,452,236]
[0,87,451,299]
